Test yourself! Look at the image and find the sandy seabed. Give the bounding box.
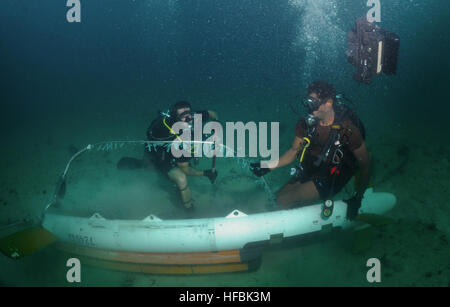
[0,93,449,287]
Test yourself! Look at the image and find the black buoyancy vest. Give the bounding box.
[304,104,365,172]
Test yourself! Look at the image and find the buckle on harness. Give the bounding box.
[332,148,344,164]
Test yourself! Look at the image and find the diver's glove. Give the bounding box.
[344,194,363,220]
[250,161,271,177]
[204,169,218,184]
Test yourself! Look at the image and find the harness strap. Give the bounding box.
[313,125,341,167]
[163,117,183,142]
[162,117,197,154]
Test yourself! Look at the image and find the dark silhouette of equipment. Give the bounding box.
[347,17,400,84]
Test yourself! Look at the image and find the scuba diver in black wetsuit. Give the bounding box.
[250,81,371,220]
[146,101,219,210]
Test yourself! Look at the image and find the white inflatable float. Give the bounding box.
[42,188,396,253]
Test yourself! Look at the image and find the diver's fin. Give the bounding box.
[116,157,144,170]
[0,226,58,259]
[356,213,393,227]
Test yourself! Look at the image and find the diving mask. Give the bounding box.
[177,110,194,124]
[302,96,323,113]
